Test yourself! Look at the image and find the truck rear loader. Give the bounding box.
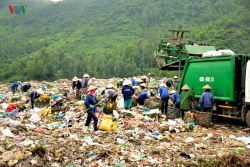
[153,30,250,127]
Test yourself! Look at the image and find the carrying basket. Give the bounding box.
[196,111,212,127]
[166,107,180,119]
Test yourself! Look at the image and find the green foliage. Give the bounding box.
[0,0,249,82]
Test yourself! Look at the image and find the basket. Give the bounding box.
[196,111,212,127]
[166,107,180,119]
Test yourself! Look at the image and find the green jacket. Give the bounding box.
[180,90,195,110]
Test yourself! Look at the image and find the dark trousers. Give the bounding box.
[136,97,144,105]
[85,110,98,131]
[181,109,189,119]
[175,103,180,109]
[161,98,169,114]
[201,107,212,112]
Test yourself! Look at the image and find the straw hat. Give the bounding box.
[123,80,131,86]
[159,83,166,87]
[72,77,78,81]
[87,85,97,91]
[136,78,143,83]
[106,83,114,88]
[18,81,22,84]
[181,84,190,90]
[133,77,136,79]
[170,90,176,94]
[203,84,212,89]
[173,76,179,79]
[141,76,147,79]
[83,74,90,78]
[36,88,44,95]
[140,83,147,87]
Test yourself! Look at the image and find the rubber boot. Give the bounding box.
[165,113,168,121]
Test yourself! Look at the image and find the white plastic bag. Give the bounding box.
[116,97,124,109]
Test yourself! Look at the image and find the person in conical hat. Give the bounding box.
[180,84,195,119]
[83,84,99,133]
[199,84,214,112]
[173,76,179,89]
[122,80,135,110]
[105,83,118,102]
[131,77,137,86]
[29,88,44,109]
[158,82,169,120]
[72,76,82,100]
[134,83,147,96]
[117,78,125,88]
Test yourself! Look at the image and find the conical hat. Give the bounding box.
[136,78,143,83]
[87,85,97,91]
[170,90,176,94]
[173,76,179,79]
[123,80,131,86]
[141,76,147,79]
[72,77,78,81]
[36,88,44,95]
[83,74,90,78]
[139,83,147,87]
[159,83,166,87]
[106,83,114,88]
[181,84,190,90]
[203,84,212,89]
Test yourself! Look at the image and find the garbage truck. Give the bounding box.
[153,30,250,127]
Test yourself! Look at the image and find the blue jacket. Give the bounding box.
[84,94,97,113]
[30,91,40,109]
[199,92,214,108]
[10,82,20,90]
[158,86,169,99]
[138,92,150,100]
[122,85,135,100]
[81,78,88,88]
[172,93,180,104]
[131,79,137,86]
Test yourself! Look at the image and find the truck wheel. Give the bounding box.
[246,110,250,128]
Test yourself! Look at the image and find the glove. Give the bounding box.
[99,104,104,107]
[198,103,201,108]
[89,105,94,109]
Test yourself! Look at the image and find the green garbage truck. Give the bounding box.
[153,30,250,127]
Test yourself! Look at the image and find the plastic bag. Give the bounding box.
[117,97,124,109]
[99,115,113,131]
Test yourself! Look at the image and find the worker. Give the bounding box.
[21,83,31,93]
[158,83,169,120]
[121,80,135,110]
[171,89,180,109]
[134,83,147,96]
[136,91,151,106]
[83,85,99,133]
[141,76,148,84]
[199,84,214,112]
[166,78,173,91]
[10,81,22,94]
[29,88,44,109]
[72,76,82,100]
[172,76,179,89]
[147,73,151,82]
[104,83,118,103]
[81,74,90,95]
[180,84,195,119]
[131,77,137,86]
[135,78,143,86]
[116,78,125,88]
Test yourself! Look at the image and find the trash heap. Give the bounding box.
[0,78,250,167]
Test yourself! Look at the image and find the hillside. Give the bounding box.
[0,0,249,82]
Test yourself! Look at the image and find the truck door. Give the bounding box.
[245,61,250,103]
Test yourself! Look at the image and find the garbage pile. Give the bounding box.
[0,78,250,167]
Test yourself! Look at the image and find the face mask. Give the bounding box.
[89,89,95,95]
